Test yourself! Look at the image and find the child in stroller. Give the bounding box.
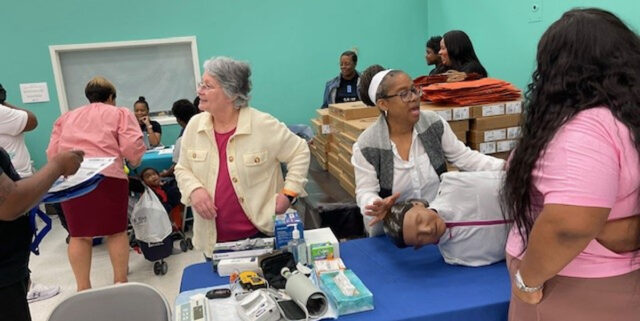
[129,168,193,275]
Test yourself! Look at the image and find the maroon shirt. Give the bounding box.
[213,129,258,242]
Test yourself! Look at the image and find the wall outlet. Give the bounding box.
[529,1,542,23]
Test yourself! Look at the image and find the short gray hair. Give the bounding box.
[203,56,252,108]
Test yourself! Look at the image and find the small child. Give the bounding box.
[383,171,510,266]
[140,167,182,214]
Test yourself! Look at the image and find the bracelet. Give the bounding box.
[514,270,543,293]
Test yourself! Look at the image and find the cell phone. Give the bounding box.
[276,299,306,321]
[205,288,231,299]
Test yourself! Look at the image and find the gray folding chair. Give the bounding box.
[47,282,171,321]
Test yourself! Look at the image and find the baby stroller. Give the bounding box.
[128,176,192,275]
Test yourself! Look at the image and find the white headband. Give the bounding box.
[368,69,394,104]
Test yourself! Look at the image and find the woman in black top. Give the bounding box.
[133,96,162,147]
[439,30,488,77]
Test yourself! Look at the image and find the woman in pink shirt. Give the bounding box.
[502,9,640,320]
[47,77,145,291]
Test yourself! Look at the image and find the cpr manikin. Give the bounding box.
[383,171,510,266]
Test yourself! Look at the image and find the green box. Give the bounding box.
[310,242,334,260]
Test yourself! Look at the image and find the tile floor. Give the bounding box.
[28,216,203,321]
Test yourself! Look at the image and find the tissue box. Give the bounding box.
[274,212,304,249]
[319,269,374,315]
[305,228,340,260]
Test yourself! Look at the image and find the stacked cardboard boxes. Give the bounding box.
[310,108,332,170]
[326,102,379,197]
[308,100,523,196]
[467,101,523,160]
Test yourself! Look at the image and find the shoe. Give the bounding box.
[27,283,61,303]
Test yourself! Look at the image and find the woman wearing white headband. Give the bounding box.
[351,64,504,236]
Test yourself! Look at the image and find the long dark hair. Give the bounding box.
[442,30,486,76]
[502,8,640,247]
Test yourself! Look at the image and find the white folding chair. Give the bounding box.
[47,282,171,321]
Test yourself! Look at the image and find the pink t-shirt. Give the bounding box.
[506,107,640,278]
[46,103,145,179]
[213,128,258,242]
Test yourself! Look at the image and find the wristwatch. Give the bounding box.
[282,189,298,205]
[514,270,543,293]
[285,194,297,205]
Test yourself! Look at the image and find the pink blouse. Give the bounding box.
[506,107,640,278]
[47,103,145,179]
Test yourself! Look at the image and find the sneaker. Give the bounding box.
[27,283,61,303]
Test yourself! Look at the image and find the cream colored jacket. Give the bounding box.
[175,107,310,256]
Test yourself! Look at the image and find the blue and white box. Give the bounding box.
[274,211,304,249]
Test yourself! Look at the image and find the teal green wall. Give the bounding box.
[426,1,640,93]
[1,0,429,168]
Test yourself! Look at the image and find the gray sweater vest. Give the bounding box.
[357,111,447,198]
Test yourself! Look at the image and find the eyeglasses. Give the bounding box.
[197,81,215,91]
[381,86,421,103]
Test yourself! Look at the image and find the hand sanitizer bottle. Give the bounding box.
[287,225,308,265]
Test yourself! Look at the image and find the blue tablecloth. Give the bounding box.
[180,236,511,321]
[135,148,174,173]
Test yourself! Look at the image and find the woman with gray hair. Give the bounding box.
[175,56,310,258]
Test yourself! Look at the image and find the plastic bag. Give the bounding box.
[130,186,172,243]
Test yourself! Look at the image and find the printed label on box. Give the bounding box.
[506,101,522,114]
[452,107,470,120]
[507,126,521,139]
[482,104,506,117]
[479,142,497,154]
[497,140,517,152]
[484,129,507,142]
[322,125,331,134]
[435,110,452,121]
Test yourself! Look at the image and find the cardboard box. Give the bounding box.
[338,153,354,179]
[505,101,523,115]
[340,131,359,145]
[343,117,377,138]
[316,108,330,124]
[470,113,522,131]
[329,114,345,133]
[468,128,507,144]
[328,101,380,120]
[338,172,356,198]
[470,139,517,154]
[328,161,342,179]
[470,141,497,154]
[469,103,506,118]
[491,151,511,160]
[337,141,353,158]
[507,126,521,139]
[453,130,467,143]
[274,212,304,249]
[448,120,469,132]
[311,118,331,136]
[421,103,471,121]
[304,227,340,260]
[496,139,517,153]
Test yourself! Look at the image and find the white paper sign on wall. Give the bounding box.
[20,82,50,103]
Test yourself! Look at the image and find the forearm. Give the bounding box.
[0,162,62,220]
[519,214,601,286]
[147,130,161,146]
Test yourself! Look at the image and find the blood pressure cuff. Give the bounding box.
[258,251,296,289]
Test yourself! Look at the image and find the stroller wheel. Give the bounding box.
[180,240,188,252]
[161,261,168,275]
[187,238,194,250]
[153,261,161,275]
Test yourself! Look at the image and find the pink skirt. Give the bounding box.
[61,177,128,237]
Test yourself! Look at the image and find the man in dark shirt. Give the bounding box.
[0,148,83,321]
